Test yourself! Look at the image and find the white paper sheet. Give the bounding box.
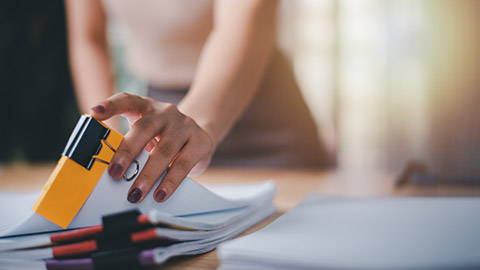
[219,195,480,270]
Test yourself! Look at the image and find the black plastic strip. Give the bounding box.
[92,247,141,270]
[96,233,133,251]
[102,209,141,236]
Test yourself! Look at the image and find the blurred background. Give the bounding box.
[0,0,78,162]
[1,0,480,183]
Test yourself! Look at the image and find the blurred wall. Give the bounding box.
[293,0,480,182]
[336,0,480,182]
[0,0,79,163]
[422,0,480,182]
[380,0,480,182]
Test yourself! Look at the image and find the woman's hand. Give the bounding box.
[90,93,215,203]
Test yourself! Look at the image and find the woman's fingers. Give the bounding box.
[154,135,212,202]
[89,93,164,179]
[126,129,188,203]
[108,115,163,178]
[90,92,149,120]
[90,93,215,203]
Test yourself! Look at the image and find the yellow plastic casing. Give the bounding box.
[32,120,123,229]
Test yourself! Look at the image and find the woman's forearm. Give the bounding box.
[65,0,115,114]
[69,36,114,113]
[178,0,277,146]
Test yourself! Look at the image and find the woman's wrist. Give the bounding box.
[191,118,221,150]
[178,102,222,149]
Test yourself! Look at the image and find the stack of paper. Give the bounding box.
[0,179,276,269]
[0,115,277,269]
[219,194,480,270]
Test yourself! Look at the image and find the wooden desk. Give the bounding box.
[1,164,480,269]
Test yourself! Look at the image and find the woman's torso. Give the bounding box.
[102,0,213,88]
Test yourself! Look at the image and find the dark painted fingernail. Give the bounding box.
[128,188,142,203]
[91,105,106,114]
[109,163,123,178]
[155,189,167,202]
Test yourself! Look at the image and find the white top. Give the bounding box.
[102,0,214,88]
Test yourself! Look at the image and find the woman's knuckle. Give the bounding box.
[139,171,154,183]
[118,147,135,161]
[174,157,191,173]
[183,116,195,127]
[143,97,155,104]
[141,98,154,112]
[162,177,178,190]
[158,143,175,158]
[103,99,113,109]
[164,103,183,118]
[133,119,147,133]
[164,103,177,112]
[118,92,131,99]
[137,116,160,135]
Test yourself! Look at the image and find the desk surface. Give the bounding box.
[1,164,480,269]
